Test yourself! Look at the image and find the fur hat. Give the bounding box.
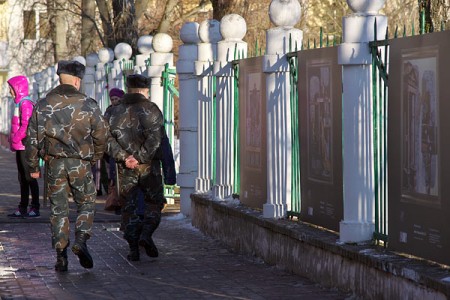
[126,74,151,89]
[57,60,86,79]
[109,88,125,98]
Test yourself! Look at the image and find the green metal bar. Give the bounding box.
[420,9,425,34]
[233,61,240,194]
[320,27,323,48]
[287,52,301,215]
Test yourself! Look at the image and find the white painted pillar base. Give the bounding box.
[263,26,302,219]
[338,8,387,243]
[212,20,247,200]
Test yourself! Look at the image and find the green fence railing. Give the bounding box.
[287,50,301,218]
[161,63,179,199]
[232,53,240,196]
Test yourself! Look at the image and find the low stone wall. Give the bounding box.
[191,193,450,299]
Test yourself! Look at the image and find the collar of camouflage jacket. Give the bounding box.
[50,84,83,97]
[122,93,149,105]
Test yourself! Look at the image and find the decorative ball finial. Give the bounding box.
[180,22,201,44]
[220,14,247,41]
[98,48,114,63]
[269,0,301,28]
[86,53,99,67]
[72,56,86,66]
[346,0,386,14]
[137,35,154,55]
[152,33,173,53]
[114,43,133,60]
[198,19,222,43]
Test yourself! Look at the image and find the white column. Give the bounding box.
[177,22,200,216]
[83,53,99,99]
[112,43,133,91]
[195,19,222,194]
[212,14,247,200]
[338,0,387,243]
[134,35,153,75]
[95,47,114,113]
[146,33,174,111]
[263,0,303,219]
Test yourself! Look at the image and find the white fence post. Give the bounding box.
[146,33,174,112]
[338,0,387,243]
[212,14,247,200]
[135,35,153,75]
[263,0,303,219]
[83,53,98,100]
[96,48,114,113]
[112,43,133,91]
[195,20,222,194]
[177,22,200,216]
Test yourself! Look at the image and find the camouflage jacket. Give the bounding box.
[26,84,109,173]
[108,93,164,164]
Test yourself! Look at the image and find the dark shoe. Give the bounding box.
[8,208,25,218]
[26,208,40,217]
[139,237,158,258]
[127,240,140,261]
[71,232,93,269]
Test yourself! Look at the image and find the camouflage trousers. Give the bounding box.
[47,158,96,249]
[118,160,165,243]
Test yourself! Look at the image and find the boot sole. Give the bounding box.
[72,244,94,269]
[139,238,158,257]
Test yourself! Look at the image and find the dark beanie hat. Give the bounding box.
[57,60,86,79]
[109,88,125,98]
[126,74,151,89]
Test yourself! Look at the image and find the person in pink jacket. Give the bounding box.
[7,75,40,217]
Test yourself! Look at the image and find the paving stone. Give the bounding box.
[0,147,351,299]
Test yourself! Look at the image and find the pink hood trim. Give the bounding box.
[7,75,29,104]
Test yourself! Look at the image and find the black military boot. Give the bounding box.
[55,241,69,272]
[139,229,158,258]
[71,232,93,269]
[127,240,140,261]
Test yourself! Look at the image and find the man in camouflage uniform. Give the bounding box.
[108,74,166,261]
[26,60,109,272]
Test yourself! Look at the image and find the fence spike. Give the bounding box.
[403,24,406,37]
[394,25,398,38]
[412,21,415,36]
[326,34,329,47]
[320,27,323,48]
[314,38,316,49]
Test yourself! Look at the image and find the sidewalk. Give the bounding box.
[0,148,350,299]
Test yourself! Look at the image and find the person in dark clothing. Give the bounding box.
[26,60,109,272]
[108,74,166,261]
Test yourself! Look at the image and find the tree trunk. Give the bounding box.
[112,0,139,52]
[157,0,179,33]
[96,0,116,49]
[81,0,97,56]
[47,0,69,62]
[210,0,249,21]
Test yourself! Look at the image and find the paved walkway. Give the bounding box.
[0,147,351,299]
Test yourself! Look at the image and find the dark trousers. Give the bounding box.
[119,161,165,242]
[16,150,40,212]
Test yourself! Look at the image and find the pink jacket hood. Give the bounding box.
[8,75,33,151]
[7,75,29,104]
